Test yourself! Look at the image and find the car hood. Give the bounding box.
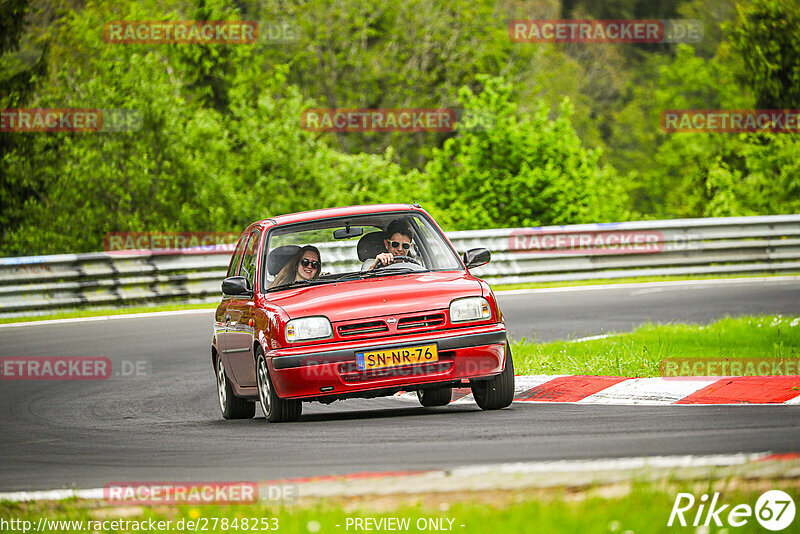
[265,271,482,322]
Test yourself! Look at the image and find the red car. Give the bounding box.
[212,204,513,422]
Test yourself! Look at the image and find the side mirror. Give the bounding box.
[222,276,253,297]
[463,248,491,269]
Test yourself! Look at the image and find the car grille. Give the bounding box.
[337,320,389,337]
[396,313,445,329]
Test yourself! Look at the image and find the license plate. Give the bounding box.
[355,343,438,371]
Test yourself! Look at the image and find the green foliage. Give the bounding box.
[703,158,744,217]
[610,44,748,217]
[248,0,556,169]
[424,76,630,230]
[0,0,53,242]
[728,0,800,108]
[221,66,409,226]
[0,0,409,255]
[609,38,800,219]
[2,0,800,256]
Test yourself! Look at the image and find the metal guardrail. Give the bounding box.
[1,215,799,318]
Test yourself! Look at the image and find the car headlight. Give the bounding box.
[449,297,491,323]
[285,316,333,342]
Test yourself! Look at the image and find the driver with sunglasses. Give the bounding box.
[363,219,414,271]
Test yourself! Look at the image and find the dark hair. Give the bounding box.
[385,219,412,240]
[269,245,321,288]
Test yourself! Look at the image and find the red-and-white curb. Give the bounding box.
[397,374,800,405]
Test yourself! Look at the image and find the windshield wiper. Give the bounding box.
[367,266,420,276]
[265,278,337,292]
[336,266,421,281]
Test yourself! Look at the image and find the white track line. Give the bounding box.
[568,333,618,343]
[448,453,769,476]
[0,309,215,328]
[496,276,800,295]
[0,487,104,502]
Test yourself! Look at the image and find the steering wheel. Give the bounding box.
[389,255,421,265]
[374,255,421,268]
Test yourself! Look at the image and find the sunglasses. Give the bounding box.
[389,241,412,250]
[300,258,320,269]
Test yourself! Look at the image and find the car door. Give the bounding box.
[224,228,261,386]
[216,233,248,361]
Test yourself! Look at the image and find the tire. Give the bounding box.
[215,354,255,420]
[256,348,302,423]
[471,343,515,410]
[417,386,452,407]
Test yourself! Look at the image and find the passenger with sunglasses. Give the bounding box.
[364,219,414,271]
[269,245,322,288]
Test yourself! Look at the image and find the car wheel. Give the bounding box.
[255,348,302,423]
[216,354,255,419]
[417,386,452,407]
[471,343,515,410]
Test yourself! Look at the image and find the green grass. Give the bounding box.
[2,481,797,533]
[0,302,215,324]
[512,315,800,377]
[491,271,800,291]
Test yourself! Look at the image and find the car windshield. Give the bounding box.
[263,212,463,291]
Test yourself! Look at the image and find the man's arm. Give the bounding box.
[361,253,394,271]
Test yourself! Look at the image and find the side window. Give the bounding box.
[227,234,248,277]
[411,216,462,270]
[238,229,261,290]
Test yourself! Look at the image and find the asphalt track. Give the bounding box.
[500,277,800,341]
[1,278,799,492]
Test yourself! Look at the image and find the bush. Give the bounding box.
[423,76,630,230]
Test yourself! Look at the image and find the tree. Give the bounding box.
[423,76,630,230]
[609,44,750,217]
[609,40,800,219]
[0,0,411,255]
[728,0,800,109]
[244,0,591,170]
[0,0,51,243]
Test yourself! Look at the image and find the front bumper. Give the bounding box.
[267,323,507,400]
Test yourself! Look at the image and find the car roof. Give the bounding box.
[259,204,423,226]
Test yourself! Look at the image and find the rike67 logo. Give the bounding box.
[668,490,796,531]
